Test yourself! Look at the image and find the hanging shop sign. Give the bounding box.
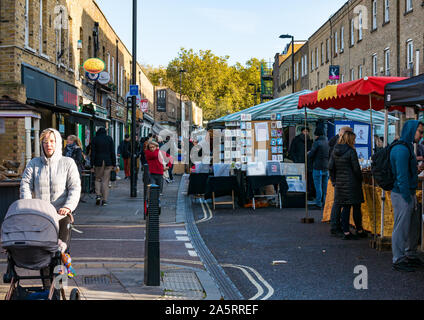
[83,58,105,74]
[329,65,340,80]
[86,72,100,81]
[97,71,111,85]
[156,89,166,112]
[140,99,149,112]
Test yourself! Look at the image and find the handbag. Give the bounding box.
[110,169,117,182]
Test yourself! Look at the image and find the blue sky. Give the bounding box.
[96,0,348,68]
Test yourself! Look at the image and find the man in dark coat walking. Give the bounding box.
[91,127,116,206]
[289,127,312,163]
[308,127,330,209]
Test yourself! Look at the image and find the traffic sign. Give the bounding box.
[130,85,139,96]
[140,99,149,112]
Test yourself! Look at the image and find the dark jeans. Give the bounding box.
[168,165,174,181]
[150,173,164,193]
[341,204,363,233]
[59,215,72,248]
[330,202,342,232]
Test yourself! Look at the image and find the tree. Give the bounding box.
[143,48,265,121]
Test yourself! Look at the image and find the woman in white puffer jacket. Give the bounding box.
[20,128,81,245]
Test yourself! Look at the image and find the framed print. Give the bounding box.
[277,155,283,161]
[356,147,369,160]
[278,146,283,154]
[271,139,277,146]
[271,113,277,121]
[240,122,246,130]
[276,113,282,121]
[276,121,283,129]
[354,124,369,145]
[272,146,278,154]
[246,122,252,130]
[271,122,277,129]
[277,138,283,145]
[272,155,278,161]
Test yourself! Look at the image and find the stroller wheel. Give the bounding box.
[70,288,81,300]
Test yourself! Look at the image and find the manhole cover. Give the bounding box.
[83,275,114,285]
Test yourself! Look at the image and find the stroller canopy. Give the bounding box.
[1,199,60,270]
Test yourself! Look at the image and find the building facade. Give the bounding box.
[0,0,161,171]
[274,0,424,94]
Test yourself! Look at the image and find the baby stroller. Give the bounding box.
[1,199,80,300]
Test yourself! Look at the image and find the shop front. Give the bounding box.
[22,64,78,138]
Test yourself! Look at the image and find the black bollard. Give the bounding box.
[144,184,160,286]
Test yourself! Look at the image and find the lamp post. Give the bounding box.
[279,34,295,94]
[130,0,137,197]
[179,68,186,134]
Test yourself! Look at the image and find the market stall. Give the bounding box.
[206,90,397,210]
[298,76,407,244]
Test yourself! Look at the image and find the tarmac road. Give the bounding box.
[193,197,424,300]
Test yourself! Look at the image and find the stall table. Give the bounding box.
[323,172,423,239]
[187,173,211,197]
[246,175,288,210]
[204,176,239,210]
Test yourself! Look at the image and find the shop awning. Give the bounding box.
[385,73,424,109]
[298,76,407,111]
[209,89,397,127]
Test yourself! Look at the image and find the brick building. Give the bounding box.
[0,0,159,171]
[274,0,424,95]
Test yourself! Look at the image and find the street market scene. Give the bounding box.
[1,0,424,306]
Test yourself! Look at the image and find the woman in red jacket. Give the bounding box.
[144,141,169,194]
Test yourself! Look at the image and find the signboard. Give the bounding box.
[329,65,340,80]
[98,71,110,85]
[130,85,139,96]
[140,99,149,112]
[23,66,55,105]
[157,89,166,112]
[57,81,78,111]
[83,58,105,74]
[86,72,99,81]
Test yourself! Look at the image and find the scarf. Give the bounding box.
[65,143,77,158]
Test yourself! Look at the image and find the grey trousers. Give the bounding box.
[95,162,113,201]
[391,192,420,264]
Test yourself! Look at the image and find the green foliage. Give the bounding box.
[143,48,264,121]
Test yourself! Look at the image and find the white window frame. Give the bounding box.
[341,74,345,83]
[372,54,378,76]
[340,26,344,52]
[311,51,314,71]
[406,0,413,12]
[315,47,319,69]
[107,53,110,73]
[112,56,115,83]
[334,31,338,55]
[39,0,43,54]
[358,65,363,79]
[351,68,355,81]
[24,0,31,49]
[407,40,414,69]
[326,39,330,62]
[384,0,390,23]
[384,48,390,76]
[358,10,363,41]
[304,54,308,76]
[350,19,355,46]
[321,43,324,65]
[121,66,124,96]
[372,0,377,30]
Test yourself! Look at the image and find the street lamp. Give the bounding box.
[279,34,295,94]
[130,0,137,197]
[179,68,187,127]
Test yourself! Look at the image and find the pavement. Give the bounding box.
[0,170,222,300]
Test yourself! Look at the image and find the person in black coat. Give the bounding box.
[91,127,116,206]
[308,127,330,209]
[288,127,312,163]
[329,131,367,240]
[328,126,353,236]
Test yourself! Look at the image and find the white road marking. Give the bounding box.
[221,264,274,300]
[174,230,187,235]
[197,199,213,224]
[185,243,193,249]
[188,250,198,257]
[176,236,190,241]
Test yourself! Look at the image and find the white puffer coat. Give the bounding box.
[20,128,81,212]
